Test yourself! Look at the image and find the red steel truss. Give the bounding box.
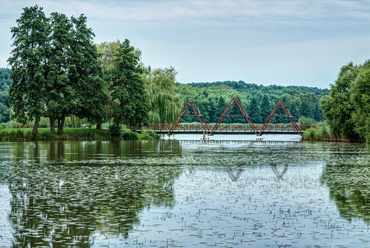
[166,98,302,136]
[167,100,210,136]
[209,97,258,135]
[258,100,302,136]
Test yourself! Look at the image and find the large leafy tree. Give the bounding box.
[46,12,74,134]
[321,62,360,141]
[109,39,149,132]
[96,40,123,122]
[349,62,370,142]
[69,15,108,130]
[8,5,50,133]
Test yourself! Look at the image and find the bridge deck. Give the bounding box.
[132,124,316,135]
[134,129,303,135]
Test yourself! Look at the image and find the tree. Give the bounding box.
[46,12,74,134]
[143,67,182,124]
[0,68,12,123]
[96,40,123,123]
[8,5,50,133]
[44,12,108,134]
[248,96,262,124]
[69,15,108,130]
[350,65,370,142]
[260,95,271,123]
[321,62,360,141]
[109,39,149,133]
[299,101,311,119]
[211,96,224,123]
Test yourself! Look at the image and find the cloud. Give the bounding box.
[7,0,369,24]
[2,0,370,87]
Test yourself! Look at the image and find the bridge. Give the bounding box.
[132,123,316,135]
[131,97,312,136]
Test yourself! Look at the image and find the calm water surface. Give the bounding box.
[0,135,370,247]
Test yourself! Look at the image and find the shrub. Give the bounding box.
[122,130,139,140]
[299,117,316,125]
[109,125,121,137]
[147,130,160,139]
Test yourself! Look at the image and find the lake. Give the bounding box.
[0,135,370,247]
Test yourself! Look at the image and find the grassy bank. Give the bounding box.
[0,128,160,141]
[302,125,349,142]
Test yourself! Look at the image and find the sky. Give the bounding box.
[1,0,370,89]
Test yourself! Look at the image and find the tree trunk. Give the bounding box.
[32,118,39,134]
[96,122,102,130]
[50,116,55,134]
[57,116,65,134]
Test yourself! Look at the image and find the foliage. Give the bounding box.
[8,5,50,133]
[0,68,11,123]
[302,125,333,141]
[109,39,149,129]
[69,15,108,129]
[140,130,161,140]
[299,117,316,125]
[8,6,107,135]
[0,128,111,141]
[320,62,359,141]
[143,66,182,124]
[321,60,370,143]
[121,130,140,140]
[176,81,326,124]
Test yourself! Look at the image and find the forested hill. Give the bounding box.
[181,81,329,96]
[175,80,328,124]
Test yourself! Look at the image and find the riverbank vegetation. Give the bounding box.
[320,60,370,143]
[0,128,159,141]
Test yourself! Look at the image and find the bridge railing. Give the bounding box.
[131,124,320,132]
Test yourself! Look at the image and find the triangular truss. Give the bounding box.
[258,100,302,136]
[167,100,210,136]
[209,97,258,135]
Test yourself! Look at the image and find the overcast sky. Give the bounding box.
[1,0,370,88]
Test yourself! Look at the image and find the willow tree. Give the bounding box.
[109,39,149,133]
[8,5,50,133]
[143,67,182,124]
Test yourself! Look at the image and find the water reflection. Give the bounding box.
[7,141,182,247]
[321,144,370,223]
[270,163,289,180]
[3,140,370,247]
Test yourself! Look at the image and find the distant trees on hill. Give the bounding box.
[176,81,327,124]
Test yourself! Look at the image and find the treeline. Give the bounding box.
[5,5,181,135]
[176,81,327,124]
[3,5,330,135]
[321,60,370,143]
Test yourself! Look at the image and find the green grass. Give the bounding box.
[0,128,161,141]
[302,125,349,142]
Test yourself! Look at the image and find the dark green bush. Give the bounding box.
[122,130,139,140]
